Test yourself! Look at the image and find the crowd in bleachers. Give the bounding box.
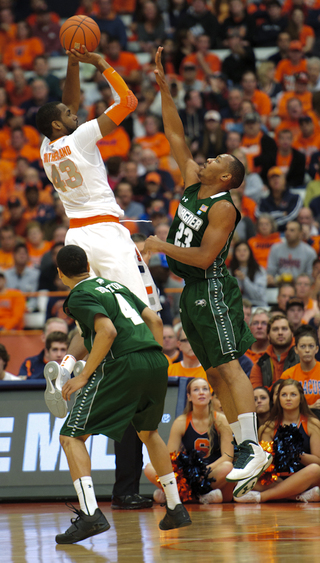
[1,0,320,337]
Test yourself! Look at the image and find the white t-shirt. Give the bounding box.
[40,120,124,219]
[2,371,20,381]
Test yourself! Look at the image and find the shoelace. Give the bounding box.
[65,502,82,523]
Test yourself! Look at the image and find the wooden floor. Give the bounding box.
[2,501,320,563]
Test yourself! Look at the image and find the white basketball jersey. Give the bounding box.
[40,120,124,219]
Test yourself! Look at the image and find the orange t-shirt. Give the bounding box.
[250,89,272,117]
[0,125,40,150]
[1,143,40,164]
[104,51,141,78]
[0,250,14,270]
[274,111,320,140]
[5,81,33,107]
[248,231,282,269]
[135,132,171,158]
[0,288,26,330]
[277,90,313,119]
[281,362,320,406]
[168,361,208,380]
[26,240,52,268]
[276,151,293,175]
[299,25,315,48]
[245,348,266,364]
[241,195,257,222]
[240,131,263,174]
[275,58,308,91]
[181,52,221,81]
[2,37,45,70]
[97,126,131,162]
[292,131,320,166]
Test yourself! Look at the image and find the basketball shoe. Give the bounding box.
[56,505,110,544]
[44,361,70,418]
[226,440,273,498]
[159,504,192,530]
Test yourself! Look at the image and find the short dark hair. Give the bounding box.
[36,101,62,138]
[57,245,88,278]
[131,233,147,243]
[0,343,10,369]
[267,313,292,335]
[294,324,319,346]
[45,331,69,351]
[14,242,28,253]
[228,155,245,189]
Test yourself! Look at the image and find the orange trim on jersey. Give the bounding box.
[69,215,120,228]
[49,137,64,145]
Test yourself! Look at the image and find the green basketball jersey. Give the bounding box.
[167,184,241,283]
[63,277,162,361]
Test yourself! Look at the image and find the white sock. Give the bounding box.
[159,472,181,510]
[73,476,98,515]
[230,421,242,444]
[238,412,258,443]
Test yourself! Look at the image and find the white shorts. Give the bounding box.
[65,222,161,311]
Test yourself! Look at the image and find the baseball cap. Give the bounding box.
[148,252,169,268]
[244,112,261,124]
[290,40,302,51]
[145,172,161,184]
[295,71,308,84]
[211,71,228,82]
[204,110,221,122]
[299,114,312,123]
[286,297,304,311]
[267,166,284,178]
[7,196,22,208]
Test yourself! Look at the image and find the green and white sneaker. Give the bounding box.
[226,440,272,498]
[44,361,70,418]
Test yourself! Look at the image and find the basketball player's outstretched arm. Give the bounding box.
[154,46,199,186]
[62,52,81,115]
[68,46,138,138]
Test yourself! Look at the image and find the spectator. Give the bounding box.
[0,271,25,330]
[0,343,20,380]
[104,36,141,92]
[268,31,291,65]
[163,324,182,365]
[307,57,320,91]
[0,225,15,270]
[292,115,320,168]
[38,241,64,292]
[168,326,208,379]
[270,282,295,313]
[240,112,277,182]
[2,197,28,239]
[242,297,252,325]
[177,0,219,49]
[229,241,268,307]
[31,6,61,56]
[5,242,40,310]
[1,127,40,164]
[148,252,173,325]
[295,273,319,323]
[199,110,225,159]
[233,148,265,204]
[275,129,306,188]
[2,20,44,70]
[135,115,171,159]
[181,34,221,82]
[25,221,52,268]
[286,7,315,56]
[298,207,319,237]
[6,67,33,107]
[22,185,55,226]
[267,221,317,286]
[311,259,320,301]
[250,314,299,390]
[281,325,320,414]
[221,29,256,86]
[26,331,69,380]
[220,0,256,45]
[274,40,308,91]
[245,308,270,364]
[115,181,145,220]
[31,55,62,100]
[274,97,319,141]
[286,296,305,332]
[253,386,271,428]
[92,0,127,50]
[20,78,54,129]
[256,167,303,232]
[229,190,255,241]
[177,90,205,151]
[137,1,166,54]
[253,0,288,48]
[277,71,312,120]
[221,89,243,132]
[248,214,281,270]
[240,71,272,126]
[18,317,68,378]
[257,61,282,111]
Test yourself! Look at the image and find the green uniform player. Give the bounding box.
[144,46,272,500]
[50,245,191,545]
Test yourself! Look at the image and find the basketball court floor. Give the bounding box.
[2,501,320,563]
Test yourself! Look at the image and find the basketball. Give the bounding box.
[59,15,101,54]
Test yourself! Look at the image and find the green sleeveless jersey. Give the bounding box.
[63,277,161,362]
[167,184,241,283]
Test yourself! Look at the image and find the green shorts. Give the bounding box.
[60,348,168,442]
[180,276,255,370]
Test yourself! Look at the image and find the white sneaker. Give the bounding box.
[74,360,86,377]
[44,361,70,418]
[226,440,272,498]
[153,489,166,504]
[233,490,261,503]
[296,486,320,503]
[199,489,223,504]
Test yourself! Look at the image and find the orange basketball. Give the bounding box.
[59,15,101,54]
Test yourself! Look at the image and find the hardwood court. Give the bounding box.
[2,502,320,563]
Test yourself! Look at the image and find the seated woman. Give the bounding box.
[254,386,271,428]
[235,379,320,503]
[229,241,268,307]
[144,377,234,503]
